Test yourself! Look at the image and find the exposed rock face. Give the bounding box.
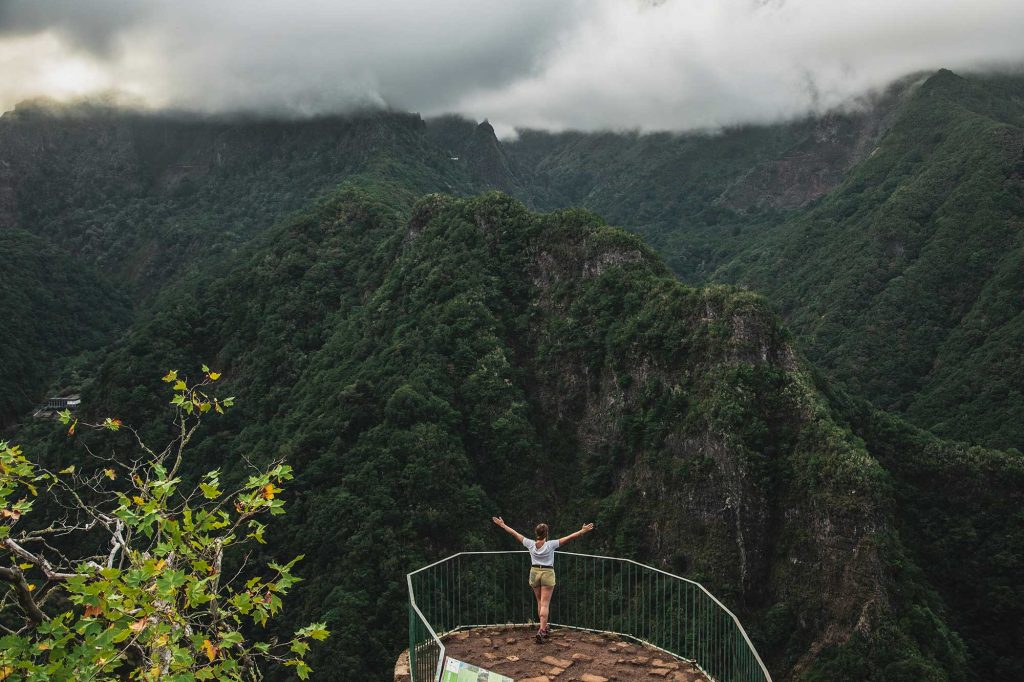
[523,233,890,674]
[717,103,899,211]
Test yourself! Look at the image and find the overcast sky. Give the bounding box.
[2,0,1023,134]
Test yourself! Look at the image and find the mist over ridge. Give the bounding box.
[2,0,1023,134]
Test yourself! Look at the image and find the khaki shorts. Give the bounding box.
[529,566,556,588]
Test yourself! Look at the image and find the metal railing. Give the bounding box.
[407,551,771,682]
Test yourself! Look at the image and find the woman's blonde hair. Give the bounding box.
[535,523,549,541]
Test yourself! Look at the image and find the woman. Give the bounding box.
[492,516,595,642]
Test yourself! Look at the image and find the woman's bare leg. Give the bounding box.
[532,585,542,623]
[539,586,555,631]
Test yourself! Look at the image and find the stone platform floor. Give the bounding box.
[437,625,709,681]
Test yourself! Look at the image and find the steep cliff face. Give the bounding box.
[56,186,977,681]
[509,215,909,677]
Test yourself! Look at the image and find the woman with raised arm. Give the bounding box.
[492,516,595,643]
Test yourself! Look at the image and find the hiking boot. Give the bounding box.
[535,628,546,644]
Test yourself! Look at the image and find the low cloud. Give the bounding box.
[1,0,1022,132]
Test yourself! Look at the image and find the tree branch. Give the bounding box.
[0,565,47,624]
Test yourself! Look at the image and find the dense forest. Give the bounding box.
[0,228,129,425]
[2,68,1023,681]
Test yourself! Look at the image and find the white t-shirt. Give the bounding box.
[523,537,560,566]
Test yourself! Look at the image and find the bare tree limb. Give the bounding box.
[0,565,47,624]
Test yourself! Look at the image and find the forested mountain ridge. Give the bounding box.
[21,185,1019,681]
[431,70,1024,452]
[486,73,918,281]
[0,101,477,292]
[6,70,1022,452]
[0,103,483,424]
[712,70,1024,451]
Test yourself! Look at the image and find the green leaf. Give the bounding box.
[199,482,221,500]
[155,569,187,596]
[297,623,330,641]
[289,660,312,680]
[219,631,243,647]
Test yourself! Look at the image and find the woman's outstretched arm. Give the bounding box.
[492,516,526,544]
[557,522,595,546]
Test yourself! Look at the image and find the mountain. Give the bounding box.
[0,101,478,294]
[492,75,915,282]
[28,185,1018,681]
[7,71,1022,453]
[3,68,1024,680]
[0,102,484,416]
[427,116,528,196]
[428,70,1024,452]
[712,70,1024,451]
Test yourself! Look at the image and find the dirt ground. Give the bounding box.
[438,625,710,682]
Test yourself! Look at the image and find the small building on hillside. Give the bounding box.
[34,394,81,419]
[45,395,81,410]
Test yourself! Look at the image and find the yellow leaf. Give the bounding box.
[129,617,147,633]
[26,583,35,591]
[59,465,74,475]
[104,468,116,480]
[261,484,278,500]
[208,372,221,381]
[18,563,33,570]
[0,666,14,680]
[133,496,146,506]
[173,380,187,391]
[154,559,166,571]
[37,642,50,651]
[201,638,218,662]
[162,370,178,383]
